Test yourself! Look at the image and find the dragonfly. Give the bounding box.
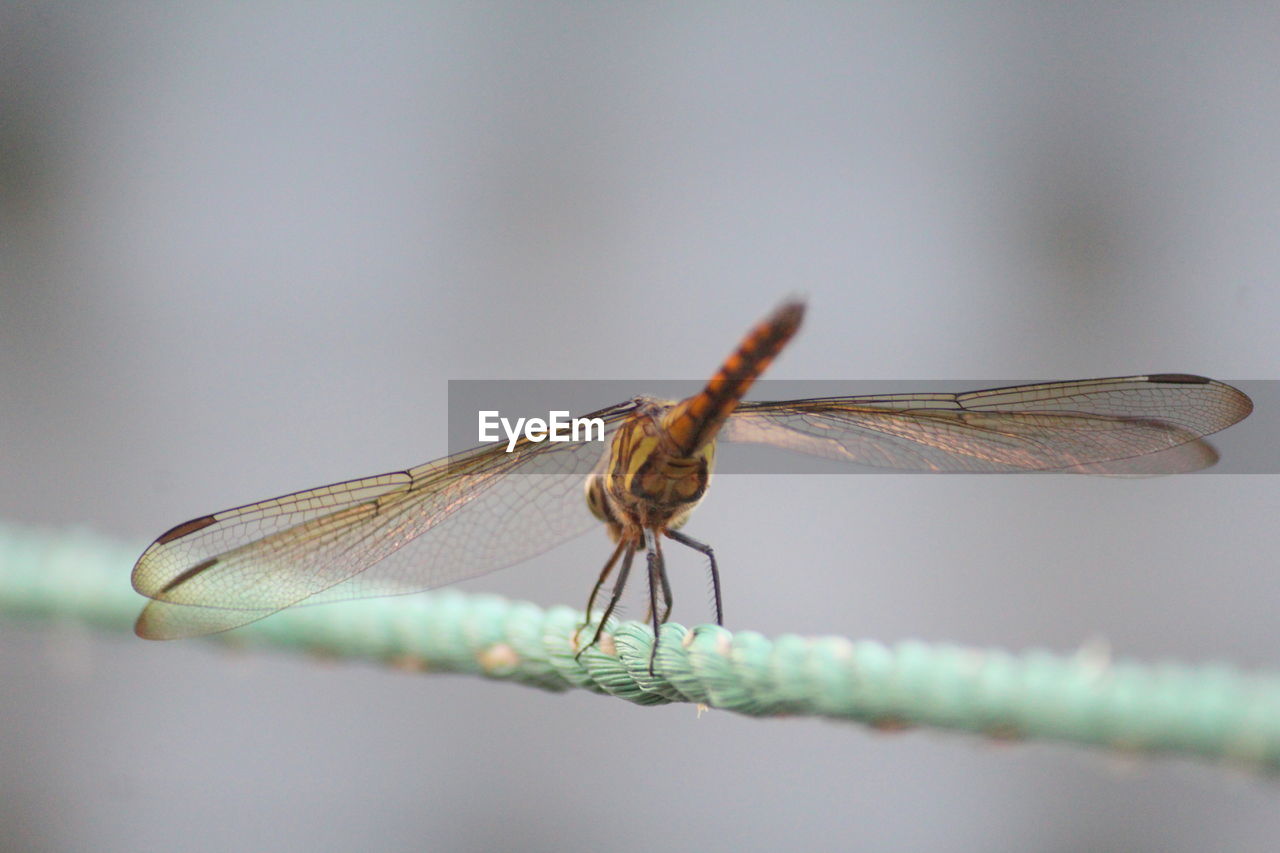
[132,299,1253,670]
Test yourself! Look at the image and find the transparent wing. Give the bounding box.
[132,402,637,639]
[723,375,1252,474]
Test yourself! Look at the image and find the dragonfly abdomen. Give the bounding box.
[662,299,804,457]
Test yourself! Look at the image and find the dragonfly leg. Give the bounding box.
[643,528,671,675]
[575,543,635,660]
[665,528,722,626]
[575,539,626,645]
[640,560,673,625]
[656,551,674,626]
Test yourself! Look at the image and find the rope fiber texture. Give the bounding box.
[2,521,1278,774]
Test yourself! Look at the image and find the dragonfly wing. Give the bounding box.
[133,403,636,639]
[723,375,1251,474]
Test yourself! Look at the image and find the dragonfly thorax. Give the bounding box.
[584,398,716,542]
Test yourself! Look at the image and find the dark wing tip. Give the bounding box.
[155,514,219,545]
[1146,373,1211,384]
[1153,374,1253,423]
[158,556,220,595]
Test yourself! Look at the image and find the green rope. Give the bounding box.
[2,521,1278,773]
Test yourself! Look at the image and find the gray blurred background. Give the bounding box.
[1,3,1277,851]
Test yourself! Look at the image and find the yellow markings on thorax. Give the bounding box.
[596,405,717,526]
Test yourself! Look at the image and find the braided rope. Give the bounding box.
[3,522,1278,773]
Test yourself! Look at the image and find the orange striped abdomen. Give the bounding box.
[661,299,805,457]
